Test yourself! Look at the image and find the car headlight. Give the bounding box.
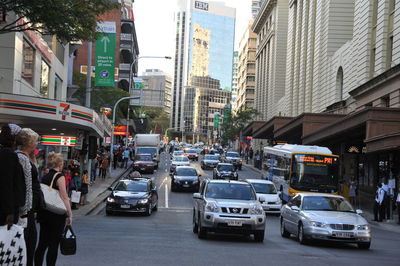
[107,197,116,203]
[310,221,327,228]
[357,224,369,230]
[138,198,149,204]
[249,205,264,215]
[205,202,219,212]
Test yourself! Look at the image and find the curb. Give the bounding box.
[79,166,133,216]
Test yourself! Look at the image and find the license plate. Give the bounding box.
[120,204,130,209]
[183,184,190,187]
[227,220,242,227]
[263,205,269,210]
[140,167,146,170]
[333,232,354,238]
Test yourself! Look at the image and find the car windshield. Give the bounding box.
[205,183,256,200]
[250,183,277,194]
[226,152,239,158]
[186,149,197,153]
[302,196,355,212]
[205,155,219,160]
[115,181,148,192]
[174,156,189,162]
[137,147,157,155]
[135,154,152,161]
[173,151,183,156]
[218,164,234,171]
[176,168,197,176]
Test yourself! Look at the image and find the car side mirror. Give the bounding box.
[356,209,363,215]
[193,193,203,200]
[259,196,266,204]
[291,206,300,212]
[107,187,113,191]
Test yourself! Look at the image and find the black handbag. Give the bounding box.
[60,225,77,255]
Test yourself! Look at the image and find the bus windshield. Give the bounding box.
[291,154,339,193]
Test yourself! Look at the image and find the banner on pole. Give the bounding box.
[95,22,116,87]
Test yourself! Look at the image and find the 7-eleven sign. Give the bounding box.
[41,135,76,146]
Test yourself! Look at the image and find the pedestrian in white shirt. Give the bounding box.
[396,188,400,224]
[381,180,391,219]
[374,183,385,222]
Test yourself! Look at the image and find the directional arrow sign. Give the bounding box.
[95,22,116,87]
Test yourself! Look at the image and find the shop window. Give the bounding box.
[40,60,50,97]
[22,39,35,85]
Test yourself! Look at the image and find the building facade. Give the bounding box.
[138,69,172,114]
[253,0,289,120]
[236,21,257,112]
[171,0,236,131]
[252,0,265,19]
[231,51,239,111]
[72,0,139,92]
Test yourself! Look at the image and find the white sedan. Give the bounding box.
[170,156,190,172]
[246,179,282,214]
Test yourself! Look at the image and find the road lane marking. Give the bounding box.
[165,184,169,208]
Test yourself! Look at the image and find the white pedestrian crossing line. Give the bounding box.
[165,184,169,208]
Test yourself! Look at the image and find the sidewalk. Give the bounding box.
[242,163,400,233]
[73,162,133,217]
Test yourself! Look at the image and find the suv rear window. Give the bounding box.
[205,183,256,200]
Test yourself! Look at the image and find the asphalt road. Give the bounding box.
[57,152,400,266]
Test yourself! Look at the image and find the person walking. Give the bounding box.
[381,179,391,220]
[0,124,25,228]
[35,152,72,266]
[122,148,130,169]
[349,180,357,206]
[16,128,44,266]
[396,188,400,224]
[100,155,110,179]
[374,183,385,222]
[90,156,98,184]
[80,170,89,205]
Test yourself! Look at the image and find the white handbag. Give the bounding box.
[0,224,27,265]
[40,172,67,215]
[70,190,81,204]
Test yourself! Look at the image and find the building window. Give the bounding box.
[370,0,378,77]
[387,0,395,69]
[22,39,35,85]
[381,95,390,107]
[336,67,344,101]
[54,75,62,100]
[40,60,50,97]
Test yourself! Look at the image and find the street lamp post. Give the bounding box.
[109,96,140,172]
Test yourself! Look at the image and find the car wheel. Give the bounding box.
[280,219,290,238]
[254,230,265,242]
[171,182,176,192]
[197,217,207,239]
[357,242,371,249]
[298,223,308,244]
[152,203,158,211]
[106,210,113,216]
[193,210,198,234]
[145,205,152,216]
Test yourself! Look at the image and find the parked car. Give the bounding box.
[170,155,190,172]
[201,154,220,169]
[106,178,158,216]
[133,154,156,174]
[280,193,371,249]
[170,166,201,192]
[184,149,199,161]
[213,163,238,180]
[224,151,242,170]
[192,180,266,242]
[246,179,282,214]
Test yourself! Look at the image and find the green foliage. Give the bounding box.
[0,0,118,41]
[221,108,259,144]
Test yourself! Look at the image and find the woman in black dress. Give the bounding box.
[34,152,73,266]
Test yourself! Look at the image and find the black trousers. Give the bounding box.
[373,202,382,221]
[34,217,65,266]
[397,203,400,223]
[24,211,37,266]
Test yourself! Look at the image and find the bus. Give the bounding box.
[262,144,339,202]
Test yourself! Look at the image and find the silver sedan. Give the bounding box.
[280,193,371,249]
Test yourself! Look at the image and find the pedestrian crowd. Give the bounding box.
[374,179,400,224]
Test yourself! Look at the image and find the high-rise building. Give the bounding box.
[236,21,257,112]
[252,0,264,19]
[138,69,172,115]
[172,0,236,131]
[231,51,239,111]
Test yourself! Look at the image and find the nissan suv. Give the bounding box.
[192,180,266,242]
[224,152,242,170]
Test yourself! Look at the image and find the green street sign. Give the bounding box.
[213,112,220,129]
[95,22,116,87]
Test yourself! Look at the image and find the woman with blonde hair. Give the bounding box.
[35,152,72,266]
[16,128,45,266]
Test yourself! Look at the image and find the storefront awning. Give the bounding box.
[253,116,293,139]
[242,121,266,136]
[274,113,346,144]
[0,93,112,138]
[302,107,400,153]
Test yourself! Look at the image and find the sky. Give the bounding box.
[132,0,253,76]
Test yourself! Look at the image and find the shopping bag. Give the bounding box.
[41,172,67,215]
[60,226,76,255]
[0,224,27,265]
[70,190,81,203]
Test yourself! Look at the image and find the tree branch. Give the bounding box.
[0,15,24,31]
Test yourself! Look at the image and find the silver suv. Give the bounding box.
[192,180,266,242]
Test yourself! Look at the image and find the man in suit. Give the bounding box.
[373,183,385,222]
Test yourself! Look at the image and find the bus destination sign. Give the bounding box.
[296,155,334,164]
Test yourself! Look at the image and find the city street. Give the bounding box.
[58,153,400,266]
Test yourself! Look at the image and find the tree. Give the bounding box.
[221,108,259,145]
[0,0,118,41]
